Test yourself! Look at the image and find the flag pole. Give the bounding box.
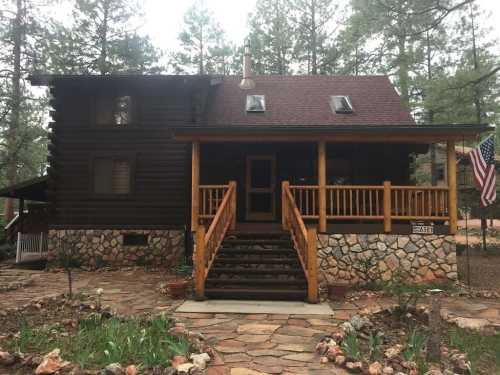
[462,137,471,287]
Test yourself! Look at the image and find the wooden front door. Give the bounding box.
[246,155,276,221]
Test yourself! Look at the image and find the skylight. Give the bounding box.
[246,95,266,112]
[330,96,353,114]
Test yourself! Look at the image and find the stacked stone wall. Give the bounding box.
[47,229,184,268]
[317,234,457,285]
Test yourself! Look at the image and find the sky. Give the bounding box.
[143,0,500,53]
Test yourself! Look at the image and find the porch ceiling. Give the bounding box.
[173,123,494,143]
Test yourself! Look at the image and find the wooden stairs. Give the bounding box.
[205,231,308,301]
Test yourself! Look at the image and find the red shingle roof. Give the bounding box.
[205,75,415,126]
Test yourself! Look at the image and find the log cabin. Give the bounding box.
[0,49,493,302]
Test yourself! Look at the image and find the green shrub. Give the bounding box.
[383,271,427,315]
[368,332,383,361]
[0,243,15,261]
[8,314,191,369]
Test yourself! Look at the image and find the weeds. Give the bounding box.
[341,333,361,360]
[368,332,383,361]
[383,271,426,316]
[8,314,190,369]
[448,327,500,375]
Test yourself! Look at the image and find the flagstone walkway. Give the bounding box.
[1,266,500,374]
[173,311,350,375]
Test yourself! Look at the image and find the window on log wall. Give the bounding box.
[96,95,133,126]
[93,158,131,194]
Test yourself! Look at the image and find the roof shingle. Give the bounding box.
[205,75,415,127]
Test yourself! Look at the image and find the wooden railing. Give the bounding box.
[199,185,229,220]
[287,181,450,233]
[16,232,48,263]
[282,182,318,303]
[195,181,237,300]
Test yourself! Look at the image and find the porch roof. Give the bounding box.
[0,175,48,201]
[172,123,494,143]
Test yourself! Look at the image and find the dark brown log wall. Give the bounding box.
[47,79,200,229]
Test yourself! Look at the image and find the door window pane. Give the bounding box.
[249,193,272,212]
[251,159,272,188]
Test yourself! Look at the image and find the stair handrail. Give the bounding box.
[195,180,237,300]
[282,181,318,303]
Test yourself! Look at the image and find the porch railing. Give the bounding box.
[288,181,450,233]
[199,185,230,220]
[195,181,237,299]
[282,182,318,303]
[16,232,48,263]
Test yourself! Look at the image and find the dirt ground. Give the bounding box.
[457,252,500,290]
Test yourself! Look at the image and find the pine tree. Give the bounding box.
[171,0,233,75]
[247,0,295,74]
[48,0,162,74]
[0,0,52,222]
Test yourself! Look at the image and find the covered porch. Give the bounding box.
[191,140,457,235]
[176,124,489,302]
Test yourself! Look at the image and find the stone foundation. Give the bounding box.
[317,234,457,285]
[47,229,184,268]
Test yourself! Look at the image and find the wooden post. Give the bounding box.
[447,141,458,235]
[282,181,289,230]
[195,225,206,300]
[318,141,327,233]
[191,141,200,232]
[383,181,392,233]
[307,227,318,303]
[230,181,237,230]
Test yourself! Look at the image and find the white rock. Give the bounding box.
[190,353,211,370]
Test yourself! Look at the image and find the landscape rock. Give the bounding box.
[35,349,70,375]
[176,363,195,374]
[369,361,383,375]
[125,365,137,375]
[0,351,15,366]
[384,344,403,359]
[102,363,126,375]
[345,361,363,373]
[171,355,188,368]
[382,367,394,374]
[190,353,211,370]
[335,355,346,366]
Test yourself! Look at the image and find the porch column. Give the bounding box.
[19,198,24,233]
[318,141,327,232]
[191,141,200,232]
[447,140,458,235]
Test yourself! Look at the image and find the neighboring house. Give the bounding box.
[0,52,492,301]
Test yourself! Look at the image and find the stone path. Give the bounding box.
[0,267,181,314]
[173,311,350,375]
[1,266,500,374]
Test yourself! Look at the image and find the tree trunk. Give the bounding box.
[99,0,110,74]
[426,32,438,186]
[397,35,409,108]
[4,0,23,223]
[426,295,442,362]
[310,0,317,75]
[199,24,204,75]
[469,4,481,124]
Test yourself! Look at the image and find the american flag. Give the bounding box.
[468,135,496,207]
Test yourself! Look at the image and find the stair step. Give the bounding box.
[219,248,295,256]
[205,287,307,301]
[210,267,305,276]
[223,239,292,246]
[214,257,300,265]
[206,278,306,286]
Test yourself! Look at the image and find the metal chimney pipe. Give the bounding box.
[239,41,255,90]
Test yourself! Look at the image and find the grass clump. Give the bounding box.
[447,327,500,375]
[9,313,191,369]
[341,333,361,360]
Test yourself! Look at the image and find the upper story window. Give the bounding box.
[246,95,266,112]
[93,157,131,194]
[330,95,353,114]
[96,94,134,126]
